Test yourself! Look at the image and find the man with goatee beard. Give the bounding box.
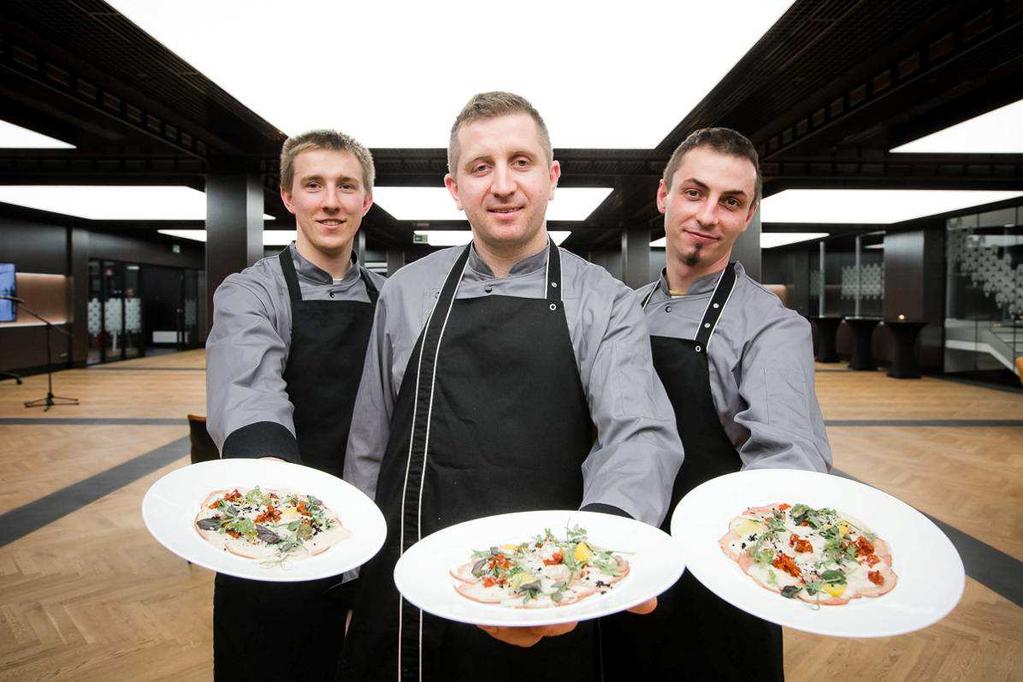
[601,127,831,681]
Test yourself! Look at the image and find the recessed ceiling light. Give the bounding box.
[890,99,1023,154]
[650,232,828,249]
[0,120,75,149]
[158,229,296,245]
[414,230,571,247]
[760,189,1023,224]
[108,0,792,148]
[374,187,612,222]
[0,186,275,220]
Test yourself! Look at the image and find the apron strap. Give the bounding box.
[544,238,563,309]
[278,248,303,306]
[640,283,658,309]
[358,266,379,305]
[695,262,737,350]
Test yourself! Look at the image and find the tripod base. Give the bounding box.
[25,392,79,411]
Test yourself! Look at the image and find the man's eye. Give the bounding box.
[724,198,741,208]
[513,158,530,168]
[473,164,489,174]
[684,189,701,199]
[340,183,356,191]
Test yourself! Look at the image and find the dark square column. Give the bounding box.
[205,169,263,337]
[621,227,651,289]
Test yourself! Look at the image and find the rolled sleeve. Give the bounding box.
[578,285,684,527]
[205,275,299,463]
[734,313,831,473]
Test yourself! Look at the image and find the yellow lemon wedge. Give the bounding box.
[574,542,594,564]
[736,519,766,538]
[824,583,846,598]
[838,522,850,538]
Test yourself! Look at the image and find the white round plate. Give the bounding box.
[142,459,386,582]
[670,469,964,638]
[393,510,685,627]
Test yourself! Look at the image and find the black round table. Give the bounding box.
[809,316,843,363]
[843,317,882,371]
[885,320,927,379]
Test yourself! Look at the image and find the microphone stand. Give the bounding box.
[12,300,79,410]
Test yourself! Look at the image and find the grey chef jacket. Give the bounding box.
[206,243,386,456]
[344,242,684,527]
[638,262,831,472]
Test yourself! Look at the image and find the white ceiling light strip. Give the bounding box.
[0,186,275,221]
[890,99,1023,154]
[373,187,613,222]
[107,0,792,149]
[158,230,297,245]
[413,230,570,247]
[760,189,1023,224]
[650,232,828,249]
[0,120,75,149]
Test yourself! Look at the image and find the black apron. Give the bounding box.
[213,248,378,682]
[602,264,785,681]
[339,242,599,682]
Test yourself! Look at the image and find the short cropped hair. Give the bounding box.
[279,129,375,194]
[662,127,761,205]
[447,91,553,174]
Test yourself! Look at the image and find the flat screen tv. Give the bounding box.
[0,263,15,322]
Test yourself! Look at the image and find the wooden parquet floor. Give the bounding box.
[0,352,1020,680]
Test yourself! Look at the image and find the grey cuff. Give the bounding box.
[222,421,301,464]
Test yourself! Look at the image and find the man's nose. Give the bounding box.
[490,164,516,196]
[322,185,341,210]
[697,198,718,226]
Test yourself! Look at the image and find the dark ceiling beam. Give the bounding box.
[763,153,1023,194]
[755,2,1023,159]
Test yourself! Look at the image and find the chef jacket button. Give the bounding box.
[713,303,720,308]
[665,306,672,313]
[329,291,335,298]
[551,281,558,288]
[695,345,702,352]
[484,285,493,293]
[549,303,557,311]
[704,322,711,328]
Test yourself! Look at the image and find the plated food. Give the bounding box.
[719,502,896,606]
[450,526,630,608]
[194,486,351,563]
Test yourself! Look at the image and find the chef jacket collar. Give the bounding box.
[654,261,747,298]
[288,242,362,290]
[465,239,549,280]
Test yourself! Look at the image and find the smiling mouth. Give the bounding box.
[685,229,719,242]
[488,207,522,215]
[318,219,346,227]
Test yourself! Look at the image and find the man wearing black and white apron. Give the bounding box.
[338,92,683,682]
[206,130,384,681]
[602,128,832,680]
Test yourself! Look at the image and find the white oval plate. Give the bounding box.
[142,459,386,582]
[393,510,685,627]
[670,469,965,638]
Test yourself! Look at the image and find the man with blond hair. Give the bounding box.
[206,129,385,681]
[339,92,682,681]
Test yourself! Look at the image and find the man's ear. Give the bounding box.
[444,173,463,211]
[280,186,296,215]
[361,192,373,217]
[548,160,562,200]
[656,179,669,215]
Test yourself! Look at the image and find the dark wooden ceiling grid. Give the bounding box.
[1,0,1021,252]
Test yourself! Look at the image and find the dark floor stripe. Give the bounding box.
[825,419,1023,427]
[0,417,183,426]
[87,366,206,371]
[832,468,1023,608]
[931,374,1023,395]
[0,436,189,547]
